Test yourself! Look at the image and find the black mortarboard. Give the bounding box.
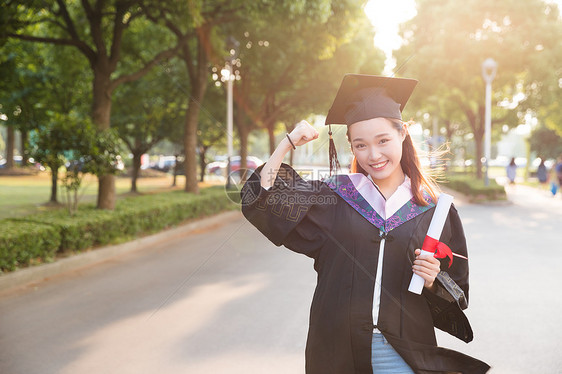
[325,74,418,126]
[324,74,418,174]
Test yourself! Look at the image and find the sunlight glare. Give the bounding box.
[364,0,417,74]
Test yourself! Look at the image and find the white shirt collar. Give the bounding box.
[347,173,413,220]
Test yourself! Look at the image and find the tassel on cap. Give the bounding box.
[328,125,340,176]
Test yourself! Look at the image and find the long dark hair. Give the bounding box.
[347,119,439,206]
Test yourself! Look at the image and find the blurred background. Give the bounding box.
[1,0,561,212]
[2,3,562,373]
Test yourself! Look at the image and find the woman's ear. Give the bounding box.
[400,128,407,142]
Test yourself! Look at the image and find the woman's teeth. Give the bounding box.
[372,161,387,169]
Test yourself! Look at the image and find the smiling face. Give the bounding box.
[348,117,406,191]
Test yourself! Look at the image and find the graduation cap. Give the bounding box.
[326,74,418,125]
[324,74,418,174]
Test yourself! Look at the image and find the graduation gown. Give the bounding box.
[241,164,490,374]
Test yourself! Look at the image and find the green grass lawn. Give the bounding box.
[449,165,538,180]
[0,172,197,219]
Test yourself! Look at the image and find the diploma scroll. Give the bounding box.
[408,193,454,295]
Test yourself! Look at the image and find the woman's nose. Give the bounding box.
[367,146,381,161]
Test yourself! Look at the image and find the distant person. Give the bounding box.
[556,156,562,188]
[537,159,548,184]
[506,157,517,184]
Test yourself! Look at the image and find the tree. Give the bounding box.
[30,118,68,204]
[141,1,247,193]
[31,113,122,210]
[225,0,385,173]
[112,59,185,192]
[394,0,562,178]
[3,0,180,209]
[1,30,93,198]
[142,0,355,192]
[0,39,50,169]
[529,125,562,160]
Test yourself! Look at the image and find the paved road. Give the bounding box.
[436,184,562,373]
[1,184,561,374]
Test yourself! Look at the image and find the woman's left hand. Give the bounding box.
[412,249,441,291]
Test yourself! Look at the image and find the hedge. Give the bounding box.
[444,175,506,201]
[0,220,61,272]
[0,187,239,273]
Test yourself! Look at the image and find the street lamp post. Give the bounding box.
[223,63,234,189]
[482,58,497,187]
[223,37,239,189]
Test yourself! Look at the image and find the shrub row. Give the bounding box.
[0,187,239,273]
[0,220,61,272]
[444,175,506,201]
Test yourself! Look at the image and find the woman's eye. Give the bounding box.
[379,139,389,144]
[355,144,366,149]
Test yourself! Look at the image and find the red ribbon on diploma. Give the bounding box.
[422,236,454,267]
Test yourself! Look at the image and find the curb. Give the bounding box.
[0,210,243,293]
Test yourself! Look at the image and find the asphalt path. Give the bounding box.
[1,184,561,374]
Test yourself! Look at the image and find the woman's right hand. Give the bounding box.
[260,120,319,189]
[288,120,319,147]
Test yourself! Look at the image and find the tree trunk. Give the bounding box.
[198,146,207,183]
[234,106,249,183]
[184,99,202,193]
[97,175,116,209]
[239,127,249,183]
[50,164,59,203]
[474,133,483,179]
[172,154,179,187]
[267,123,275,156]
[6,126,15,169]
[444,120,453,140]
[473,105,485,179]
[92,69,113,130]
[20,130,28,166]
[131,151,142,193]
[183,38,209,194]
[92,67,116,209]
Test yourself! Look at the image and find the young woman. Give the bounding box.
[241,75,489,374]
[506,157,517,184]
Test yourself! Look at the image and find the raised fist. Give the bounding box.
[288,120,319,147]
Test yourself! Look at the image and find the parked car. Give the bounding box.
[149,155,184,174]
[0,156,45,171]
[207,156,263,175]
[0,155,23,168]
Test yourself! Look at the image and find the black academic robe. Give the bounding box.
[241,164,490,374]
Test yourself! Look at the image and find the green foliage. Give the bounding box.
[31,114,123,212]
[198,82,227,151]
[81,127,124,177]
[0,38,51,135]
[444,175,506,201]
[0,220,61,273]
[0,188,238,272]
[222,0,385,146]
[528,125,562,159]
[112,59,185,155]
[33,115,123,179]
[395,0,562,173]
[30,113,77,172]
[60,169,84,214]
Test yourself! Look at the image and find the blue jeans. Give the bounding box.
[371,333,414,373]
